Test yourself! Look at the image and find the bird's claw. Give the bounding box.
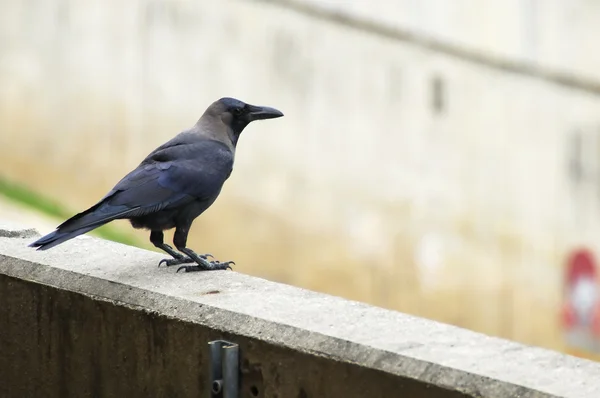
[176,260,235,273]
[158,258,170,267]
[219,261,235,270]
[158,258,188,267]
[158,254,213,267]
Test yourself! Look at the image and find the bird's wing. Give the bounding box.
[106,139,234,212]
[54,139,233,231]
[31,139,233,250]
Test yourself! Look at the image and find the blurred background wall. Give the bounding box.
[2,0,600,359]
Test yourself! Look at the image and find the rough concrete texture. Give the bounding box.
[0,222,599,398]
[0,220,40,239]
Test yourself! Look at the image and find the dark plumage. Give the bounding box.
[30,97,283,272]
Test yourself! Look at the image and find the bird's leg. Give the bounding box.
[150,230,212,267]
[172,227,234,272]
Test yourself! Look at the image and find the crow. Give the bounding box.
[29,97,283,272]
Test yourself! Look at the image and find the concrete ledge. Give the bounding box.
[0,220,40,239]
[0,222,598,397]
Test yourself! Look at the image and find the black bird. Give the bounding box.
[29,97,283,272]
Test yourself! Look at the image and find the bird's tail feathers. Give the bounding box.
[29,201,138,250]
[29,226,98,251]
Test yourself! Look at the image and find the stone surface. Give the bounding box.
[0,220,40,238]
[0,222,599,397]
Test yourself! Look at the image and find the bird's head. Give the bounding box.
[201,97,283,146]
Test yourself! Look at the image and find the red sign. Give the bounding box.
[561,248,600,354]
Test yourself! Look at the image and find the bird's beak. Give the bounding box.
[247,104,284,121]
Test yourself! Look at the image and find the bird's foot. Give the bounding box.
[176,258,235,273]
[158,253,213,267]
[174,248,234,272]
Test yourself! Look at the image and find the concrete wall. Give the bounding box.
[3,0,600,354]
[1,222,599,398]
[296,0,600,80]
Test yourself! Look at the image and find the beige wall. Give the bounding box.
[3,0,600,354]
[298,0,600,80]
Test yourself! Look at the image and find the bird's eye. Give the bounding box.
[232,108,243,116]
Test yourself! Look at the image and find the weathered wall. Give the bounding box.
[1,223,598,398]
[296,0,600,80]
[2,0,600,355]
[2,277,467,398]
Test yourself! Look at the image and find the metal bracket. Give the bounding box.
[209,340,239,398]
